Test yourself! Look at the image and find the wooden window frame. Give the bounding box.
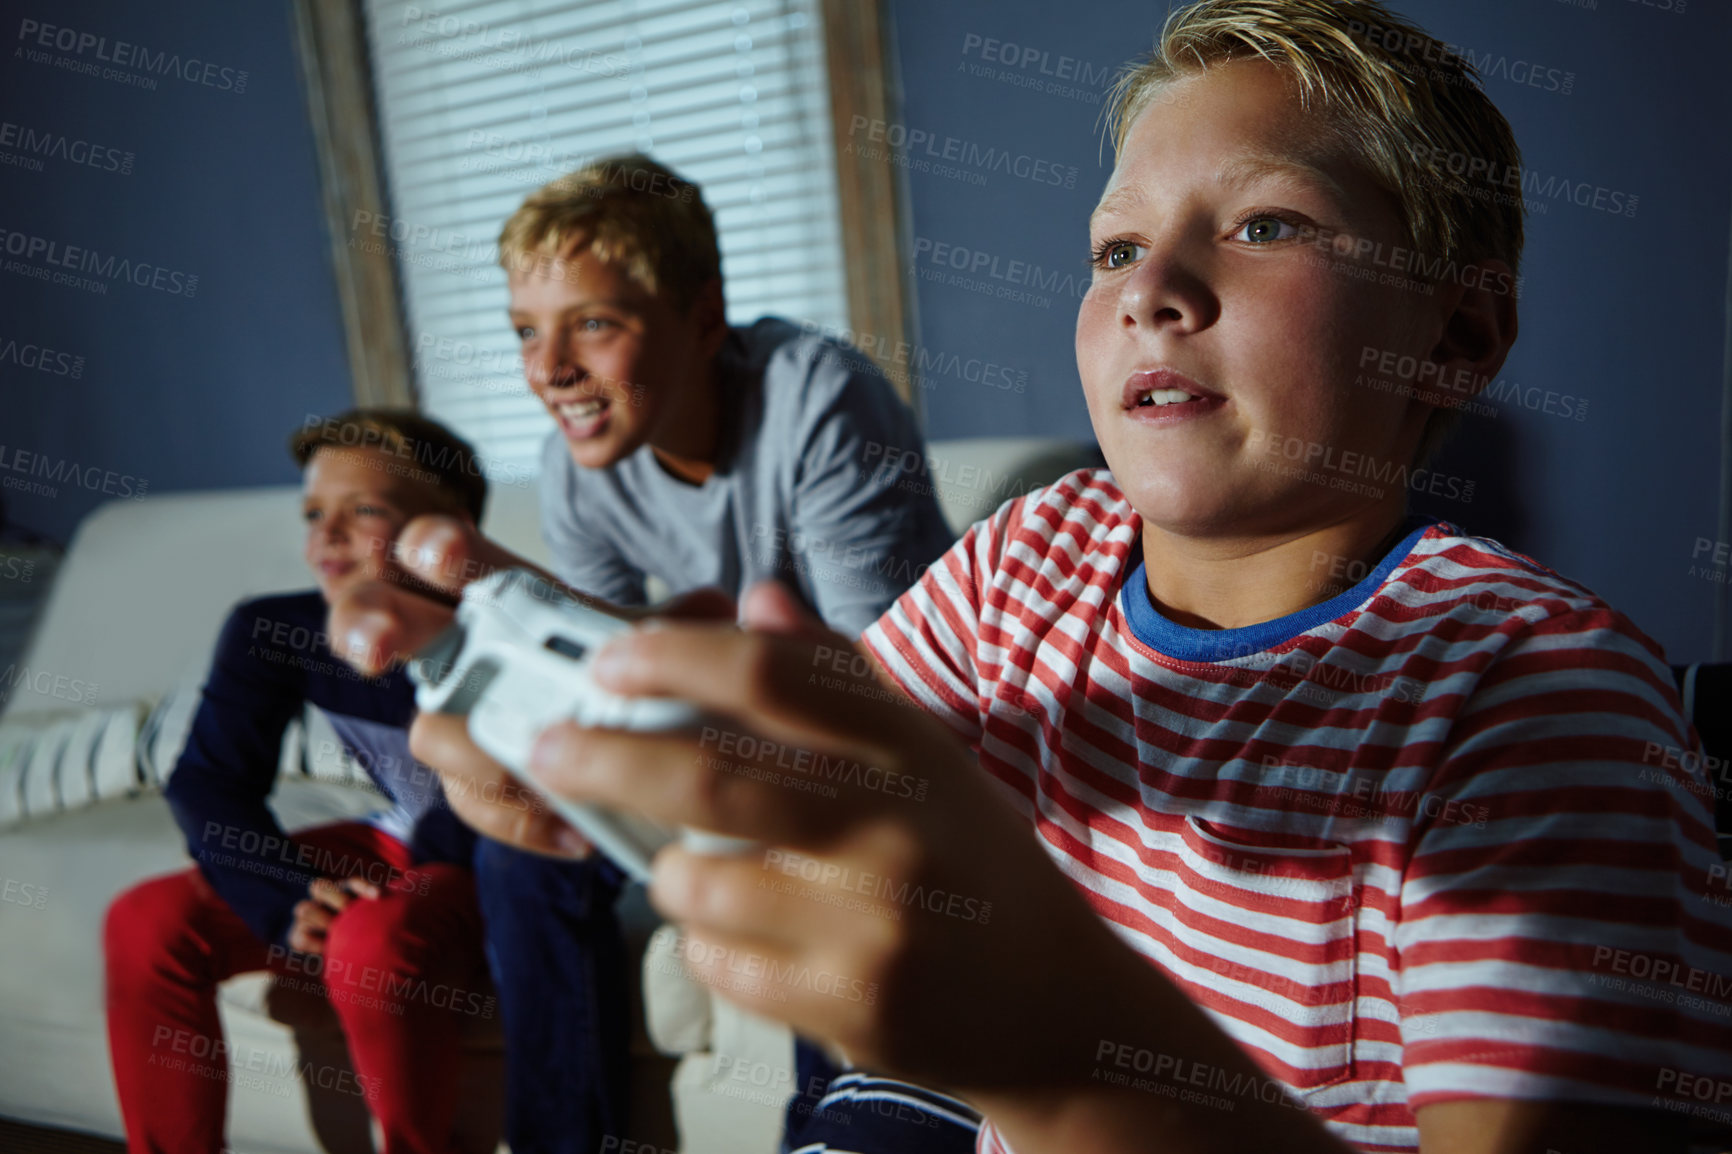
[821,0,913,402]
[292,0,910,408]
[292,0,414,408]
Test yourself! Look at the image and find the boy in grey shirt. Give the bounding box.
[541,316,949,636]
[483,155,953,1154]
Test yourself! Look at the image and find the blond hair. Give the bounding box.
[1106,0,1525,462]
[497,154,720,309]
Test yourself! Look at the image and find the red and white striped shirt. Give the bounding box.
[862,470,1732,1153]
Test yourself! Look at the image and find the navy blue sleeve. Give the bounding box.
[163,594,321,949]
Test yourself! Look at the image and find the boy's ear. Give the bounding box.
[1418,258,1518,406]
[690,276,728,358]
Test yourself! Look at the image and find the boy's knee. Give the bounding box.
[104,875,203,981]
[323,896,417,982]
[475,838,604,914]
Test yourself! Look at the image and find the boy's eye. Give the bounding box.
[355,504,390,518]
[515,325,535,341]
[1092,240,1146,270]
[1234,216,1299,244]
[302,508,322,523]
[579,317,614,334]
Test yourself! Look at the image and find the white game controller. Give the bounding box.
[408,567,754,882]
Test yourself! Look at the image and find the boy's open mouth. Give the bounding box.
[554,396,610,440]
[1121,369,1224,422]
[1135,387,1201,407]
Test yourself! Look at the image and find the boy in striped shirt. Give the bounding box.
[339,1,1732,1151]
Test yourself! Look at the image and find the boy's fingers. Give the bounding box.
[409,712,593,860]
[656,586,738,623]
[308,878,349,911]
[527,720,858,850]
[591,623,915,756]
[342,877,381,900]
[738,580,831,640]
[327,579,455,675]
[650,845,870,951]
[393,515,549,593]
[294,899,334,933]
[655,920,872,1043]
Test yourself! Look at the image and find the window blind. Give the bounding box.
[361,0,850,476]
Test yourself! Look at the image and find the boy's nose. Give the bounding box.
[528,345,582,392]
[1119,246,1214,334]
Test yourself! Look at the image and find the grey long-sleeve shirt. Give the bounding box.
[539,318,956,637]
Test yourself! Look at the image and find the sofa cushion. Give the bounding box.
[0,778,381,1142]
[0,704,144,829]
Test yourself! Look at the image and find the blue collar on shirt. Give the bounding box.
[1118,517,1438,662]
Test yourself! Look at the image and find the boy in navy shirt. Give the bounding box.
[105,411,493,1154]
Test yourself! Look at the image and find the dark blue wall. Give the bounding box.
[2,0,1724,665]
[0,0,352,547]
[887,0,1727,664]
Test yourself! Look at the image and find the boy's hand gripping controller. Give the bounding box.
[407,568,754,882]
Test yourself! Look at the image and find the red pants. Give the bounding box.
[104,821,486,1154]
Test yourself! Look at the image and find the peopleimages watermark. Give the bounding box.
[1291,224,1520,299]
[0,228,197,298]
[15,18,249,93]
[1556,0,1689,14]
[348,209,598,287]
[1345,17,1576,96]
[245,613,395,689]
[0,333,84,379]
[397,6,627,78]
[414,330,523,392]
[708,1054,855,1125]
[0,556,38,587]
[1093,1039,1309,1115]
[1586,946,1732,1017]
[911,235,1090,310]
[0,445,147,502]
[697,724,928,803]
[459,130,591,178]
[455,132,694,199]
[1409,145,1638,220]
[0,662,99,705]
[349,209,500,287]
[1686,537,1732,587]
[801,319,1027,395]
[297,412,535,489]
[1245,429,1476,504]
[263,945,498,1020]
[1307,546,1529,614]
[1354,346,1589,423]
[0,119,133,176]
[307,736,558,823]
[845,116,1078,190]
[750,519,940,598]
[855,441,1053,520]
[1,876,49,911]
[645,929,879,1006]
[760,848,993,925]
[413,330,650,405]
[196,818,433,897]
[1654,1066,1732,1128]
[149,1026,375,1101]
[1637,739,1732,819]
[1253,755,1490,829]
[958,33,1115,105]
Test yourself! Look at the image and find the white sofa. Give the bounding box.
[0,437,1098,1152]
